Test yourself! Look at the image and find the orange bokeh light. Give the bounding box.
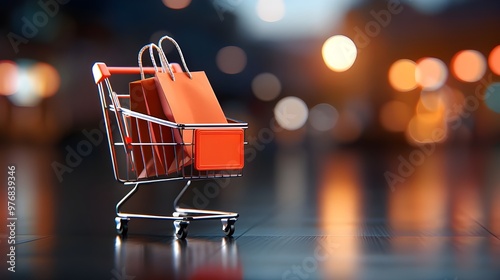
[30,62,61,98]
[162,0,191,10]
[407,98,447,144]
[488,45,500,75]
[0,60,19,96]
[451,50,486,82]
[419,90,445,112]
[388,59,417,92]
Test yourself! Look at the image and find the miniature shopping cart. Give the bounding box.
[92,56,247,239]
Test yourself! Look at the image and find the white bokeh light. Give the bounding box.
[251,73,281,101]
[256,0,285,22]
[274,96,309,131]
[322,35,357,72]
[309,103,339,132]
[216,46,247,74]
[415,57,448,91]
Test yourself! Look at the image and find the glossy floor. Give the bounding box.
[0,144,499,279]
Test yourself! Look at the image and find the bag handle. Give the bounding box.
[138,43,174,80]
[158,35,193,80]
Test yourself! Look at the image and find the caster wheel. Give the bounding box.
[221,218,236,237]
[223,224,235,237]
[174,220,189,239]
[115,217,129,236]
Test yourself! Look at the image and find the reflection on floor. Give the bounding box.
[0,144,499,279]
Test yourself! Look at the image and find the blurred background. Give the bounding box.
[1,0,500,279]
[1,0,500,146]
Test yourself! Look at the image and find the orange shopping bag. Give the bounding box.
[130,43,182,178]
[154,36,244,171]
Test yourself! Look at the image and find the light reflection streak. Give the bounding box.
[318,151,362,279]
[113,237,241,279]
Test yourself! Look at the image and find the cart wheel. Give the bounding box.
[223,224,235,237]
[221,218,236,237]
[174,220,189,239]
[115,217,129,236]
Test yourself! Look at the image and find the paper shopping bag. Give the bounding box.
[154,71,246,171]
[154,70,227,124]
[130,78,187,178]
[154,71,227,149]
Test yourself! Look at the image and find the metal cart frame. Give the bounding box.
[92,62,247,239]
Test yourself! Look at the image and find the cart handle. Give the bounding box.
[92,62,182,84]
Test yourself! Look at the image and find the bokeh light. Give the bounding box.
[162,0,191,10]
[0,60,19,96]
[30,62,61,98]
[216,46,247,74]
[251,73,281,101]
[419,90,444,111]
[9,65,40,107]
[256,0,285,22]
[488,45,500,75]
[274,96,309,131]
[415,57,448,91]
[484,83,500,113]
[388,59,417,92]
[7,61,60,107]
[407,98,447,143]
[309,103,339,132]
[322,35,357,72]
[379,100,412,132]
[451,50,486,82]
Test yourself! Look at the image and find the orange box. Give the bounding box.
[194,129,244,170]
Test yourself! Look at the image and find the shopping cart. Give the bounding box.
[91,45,247,239]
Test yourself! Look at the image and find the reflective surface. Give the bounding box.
[1,144,499,279]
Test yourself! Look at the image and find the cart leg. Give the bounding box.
[173,180,191,215]
[114,183,139,236]
[116,183,140,217]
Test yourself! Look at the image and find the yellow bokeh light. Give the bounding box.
[30,62,60,98]
[488,45,500,76]
[415,57,448,91]
[388,59,417,92]
[322,35,357,72]
[256,0,285,23]
[379,100,412,132]
[162,0,191,10]
[216,46,247,74]
[0,60,19,96]
[451,50,486,82]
